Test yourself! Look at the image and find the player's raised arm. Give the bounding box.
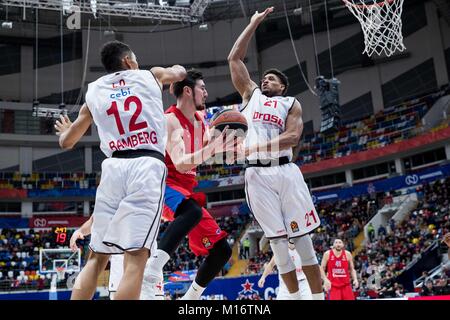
[228,8,274,103]
[151,65,187,88]
[55,103,92,150]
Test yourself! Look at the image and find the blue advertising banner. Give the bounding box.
[0,217,29,229]
[165,274,280,300]
[312,163,450,203]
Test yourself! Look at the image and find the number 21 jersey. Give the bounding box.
[85,69,167,157]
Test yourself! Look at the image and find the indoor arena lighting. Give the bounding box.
[1,0,211,23]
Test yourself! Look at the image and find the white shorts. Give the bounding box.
[277,278,312,300]
[244,163,320,238]
[89,156,166,254]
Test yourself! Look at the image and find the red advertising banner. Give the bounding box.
[301,126,450,174]
[0,189,27,199]
[408,295,450,300]
[29,215,89,228]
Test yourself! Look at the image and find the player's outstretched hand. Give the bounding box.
[250,7,274,26]
[70,229,85,252]
[443,232,450,248]
[54,115,72,136]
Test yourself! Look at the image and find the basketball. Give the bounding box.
[210,109,248,133]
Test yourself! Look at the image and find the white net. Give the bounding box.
[56,267,66,281]
[343,0,405,57]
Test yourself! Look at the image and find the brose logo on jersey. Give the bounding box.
[252,111,284,127]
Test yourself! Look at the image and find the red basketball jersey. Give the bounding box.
[165,105,206,192]
[326,250,351,287]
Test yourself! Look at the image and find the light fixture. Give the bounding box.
[293,8,303,15]
[1,21,13,29]
[91,0,97,18]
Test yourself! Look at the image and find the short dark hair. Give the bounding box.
[262,68,289,96]
[173,69,203,98]
[100,41,132,73]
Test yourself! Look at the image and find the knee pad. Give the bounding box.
[291,235,318,266]
[269,238,296,274]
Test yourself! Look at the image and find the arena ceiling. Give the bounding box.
[0,0,347,28]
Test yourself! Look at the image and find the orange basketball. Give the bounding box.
[210,109,248,133]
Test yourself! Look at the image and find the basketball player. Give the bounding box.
[320,239,358,300]
[258,241,313,300]
[141,69,237,300]
[228,7,324,300]
[69,70,236,300]
[55,40,186,300]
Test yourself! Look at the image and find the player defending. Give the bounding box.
[142,69,236,300]
[228,7,324,300]
[56,40,186,300]
[258,241,312,300]
[320,239,358,300]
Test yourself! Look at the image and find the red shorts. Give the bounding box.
[163,184,228,256]
[328,285,355,300]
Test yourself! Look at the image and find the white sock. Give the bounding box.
[312,292,325,300]
[181,280,206,300]
[145,249,170,281]
[289,290,302,300]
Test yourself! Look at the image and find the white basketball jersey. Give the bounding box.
[241,88,296,161]
[278,248,306,283]
[85,69,166,157]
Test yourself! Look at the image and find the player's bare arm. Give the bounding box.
[70,216,93,252]
[347,251,359,288]
[258,256,277,288]
[55,104,93,150]
[228,8,274,104]
[320,251,332,291]
[165,113,236,173]
[151,65,187,88]
[244,100,303,157]
[291,137,303,163]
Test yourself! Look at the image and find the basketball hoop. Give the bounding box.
[56,267,66,281]
[343,0,406,57]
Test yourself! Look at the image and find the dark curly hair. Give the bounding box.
[100,40,132,73]
[172,69,204,98]
[262,68,289,96]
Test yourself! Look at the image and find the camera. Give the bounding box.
[315,76,341,134]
